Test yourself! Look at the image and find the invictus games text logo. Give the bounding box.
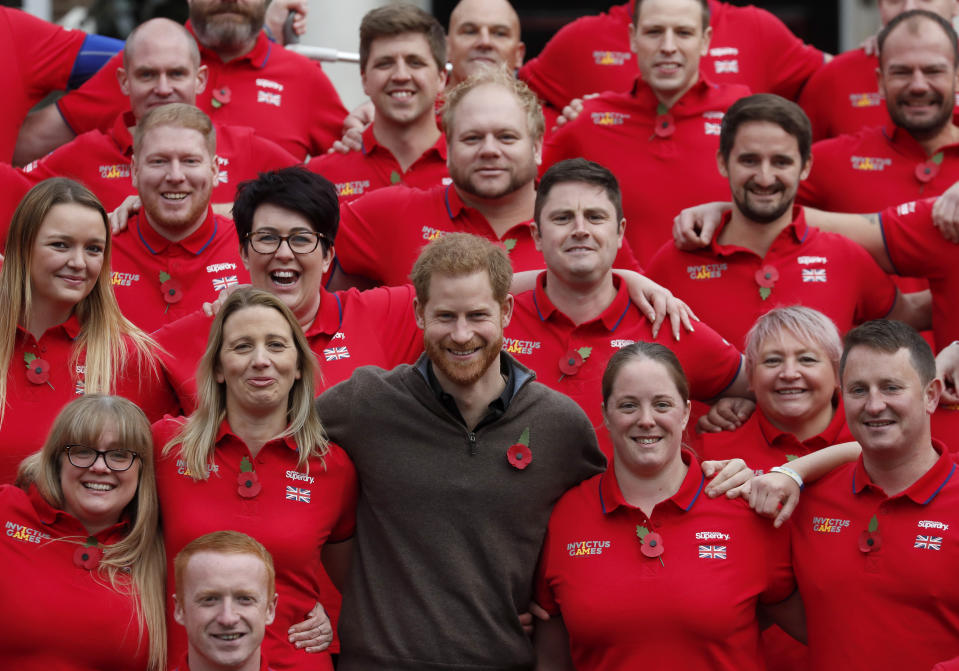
[567,540,610,556]
[687,263,727,280]
[812,516,850,534]
[591,112,629,126]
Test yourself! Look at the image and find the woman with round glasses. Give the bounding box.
[154,287,356,671]
[0,395,166,670]
[0,178,176,483]
[534,343,797,670]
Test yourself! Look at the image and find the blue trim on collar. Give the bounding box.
[333,292,344,331]
[137,219,160,255]
[194,217,217,255]
[683,470,705,511]
[599,473,609,515]
[610,297,631,332]
[444,184,455,220]
[532,291,548,322]
[923,462,955,505]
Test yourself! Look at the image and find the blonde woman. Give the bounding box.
[0,395,166,670]
[0,178,176,482]
[155,287,356,671]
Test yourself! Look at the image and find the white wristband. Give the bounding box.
[770,465,804,491]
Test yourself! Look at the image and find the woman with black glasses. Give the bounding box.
[0,395,166,670]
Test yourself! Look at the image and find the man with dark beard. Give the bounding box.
[645,93,925,350]
[17,0,346,161]
[327,67,641,288]
[314,232,606,670]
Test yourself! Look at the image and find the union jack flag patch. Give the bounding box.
[914,535,942,550]
[698,545,726,559]
[802,269,826,283]
[324,346,350,361]
[285,486,311,503]
[213,275,239,292]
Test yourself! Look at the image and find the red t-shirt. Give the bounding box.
[153,285,422,413]
[507,274,741,458]
[306,125,450,203]
[792,442,959,669]
[0,8,85,162]
[335,183,641,286]
[645,207,898,349]
[0,163,32,246]
[56,25,346,160]
[0,315,177,484]
[154,417,357,671]
[541,77,748,266]
[110,208,250,333]
[0,484,149,670]
[519,0,823,111]
[536,451,793,671]
[22,111,297,211]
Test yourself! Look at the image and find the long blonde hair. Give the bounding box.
[164,287,328,478]
[16,395,166,671]
[0,178,159,424]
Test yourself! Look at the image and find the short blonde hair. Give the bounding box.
[440,65,544,143]
[134,103,216,157]
[175,530,275,598]
[744,306,842,377]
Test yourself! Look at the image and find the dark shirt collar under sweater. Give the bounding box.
[417,354,522,428]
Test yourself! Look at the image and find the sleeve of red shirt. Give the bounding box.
[849,239,899,322]
[325,443,358,542]
[302,62,349,155]
[249,132,300,171]
[55,52,124,135]
[878,199,944,278]
[673,323,742,400]
[797,57,850,142]
[352,285,422,367]
[11,9,86,101]
[519,15,603,110]
[540,115,587,178]
[334,190,395,281]
[744,5,824,100]
[0,165,31,247]
[759,521,794,605]
[113,339,182,422]
[795,139,834,208]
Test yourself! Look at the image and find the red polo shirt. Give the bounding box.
[507,274,741,458]
[519,0,822,112]
[699,403,853,475]
[0,163,32,247]
[645,207,898,349]
[22,111,298,211]
[172,652,274,671]
[536,450,793,671]
[335,183,641,286]
[0,484,149,670]
[0,8,85,162]
[153,285,422,412]
[0,315,177,484]
[110,208,250,333]
[541,77,749,266]
[154,417,357,671]
[306,125,450,203]
[56,25,346,160]
[792,441,959,669]
[879,198,959,351]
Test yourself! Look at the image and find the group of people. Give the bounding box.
[2,0,959,670]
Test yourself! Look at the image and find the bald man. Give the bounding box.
[446,0,526,87]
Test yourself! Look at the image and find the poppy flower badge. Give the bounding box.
[507,427,532,470]
[159,272,183,312]
[651,103,675,139]
[754,265,779,300]
[636,525,665,566]
[559,347,593,381]
[73,537,103,570]
[211,86,232,109]
[23,353,54,389]
[858,514,881,554]
[237,456,262,498]
[915,152,943,188]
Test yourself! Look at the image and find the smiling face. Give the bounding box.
[363,32,447,127]
[533,181,624,287]
[414,270,512,389]
[446,83,541,203]
[630,0,711,106]
[604,355,690,478]
[241,203,332,328]
[30,203,106,323]
[216,305,301,417]
[879,15,959,140]
[59,421,140,535]
[447,0,525,84]
[719,120,811,225]
[750,329,838,436]
[174,551,277,671]
[133,124,217,240]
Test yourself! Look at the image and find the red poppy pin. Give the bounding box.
[652,103,675,139]
[507,427,532,470]
[237,456,262,498]
[636,525,665,565]
[858,514,881,553]
[754,265,779,300]
[159,272,183,312]
[23,353,54,389]
[559,346,593,380]
[915,152,943,187]
[211,86,232,109]
[73,537,103,570]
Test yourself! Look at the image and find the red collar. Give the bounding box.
[599,448,705,514]
[531,272,633,332]
[630,75,718,116]
[710,206,808,256]
[307,288,342,338]
[133,207,219,256]
[214,418,300,454]
[17,313,82,341]
[173,651,272,671]
[361,124,447,161]
[756,398,849,453]
[852,439,956,504]
[109,111,137,157]
[26,483,130,542]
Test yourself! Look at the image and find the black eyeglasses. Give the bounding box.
[246,231,327,255]
[64,445,140,472]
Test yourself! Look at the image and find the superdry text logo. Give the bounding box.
[798,256,827,265]
[610,339,635,349]
[5,521,51,544]
[503,338,541,355]
[286,470,315,485]
[593,50,631,66]
[567,540,610,556]
[207,263,237,273]
[695,531,730,541]
[687,263,727,280]
[919,520,950,531]
[812,516,850,533]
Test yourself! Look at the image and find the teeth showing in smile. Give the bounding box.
[270,270,298,286]
[213,633,243,641]
[390,91,413,98]
[635,437,660,444]
[776,389,805,395]
[83,482,115,491]
[865,420,894,427]
[162,193,188,200]
[449,347,480,356]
